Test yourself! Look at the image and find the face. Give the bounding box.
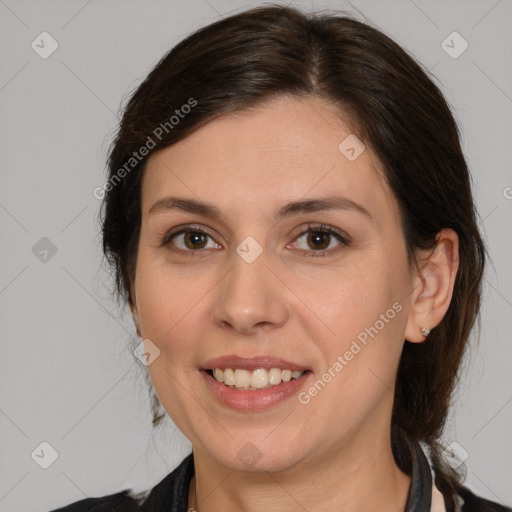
[131,96,416,474]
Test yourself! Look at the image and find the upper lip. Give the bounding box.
[202,355,310,372]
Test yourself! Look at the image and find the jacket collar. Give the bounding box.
[404,439,433,511]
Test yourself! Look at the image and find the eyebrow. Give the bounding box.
[148,195,372,220]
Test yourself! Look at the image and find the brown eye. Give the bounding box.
[183,231,208,249]
[292,224,350,257]
[160,226,221,253]
[306,231,331,250]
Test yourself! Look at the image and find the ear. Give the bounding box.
[405,228,459,343]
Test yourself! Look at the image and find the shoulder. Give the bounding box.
[47,453,194,512]
[454,484,512,512]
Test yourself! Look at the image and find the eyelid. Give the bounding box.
[294,223,351,244]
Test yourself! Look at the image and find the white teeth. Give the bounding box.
[210,367,305,389]
[250,368,268,389]
[234,369,251,388]
[223,368,235,386]
[268,368,282,385]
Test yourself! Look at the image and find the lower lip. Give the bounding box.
[201,370,310,411]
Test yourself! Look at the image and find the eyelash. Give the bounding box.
[158,223,351,258]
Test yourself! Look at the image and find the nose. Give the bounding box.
[212,248,289,335]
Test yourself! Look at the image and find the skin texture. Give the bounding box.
[130,96,459,512]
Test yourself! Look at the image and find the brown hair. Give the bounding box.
[101,4,485,502]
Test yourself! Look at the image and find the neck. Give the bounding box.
[188,432,411,512]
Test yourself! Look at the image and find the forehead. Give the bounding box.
[141,96,396,223]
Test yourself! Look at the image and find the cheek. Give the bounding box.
[133,252,206,360]
[299,254,403,330]
[134,255,210,431]
[301,250,409,379]
[297,266,408,430]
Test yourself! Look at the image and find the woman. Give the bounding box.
[52,4,510,512]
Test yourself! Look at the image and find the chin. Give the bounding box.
[199,435,313,474]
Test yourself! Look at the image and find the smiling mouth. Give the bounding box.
[206,368,310,390]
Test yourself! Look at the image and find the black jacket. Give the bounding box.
[49,441,511,511]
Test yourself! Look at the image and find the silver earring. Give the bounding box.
[420,327,431,337]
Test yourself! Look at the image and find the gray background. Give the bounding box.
[1,0,511,510]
